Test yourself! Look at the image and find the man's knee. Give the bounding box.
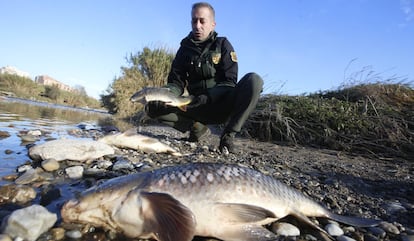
[238,72,264,93]
[145,101,167,118]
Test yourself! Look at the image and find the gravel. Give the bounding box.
[0,124,413,241]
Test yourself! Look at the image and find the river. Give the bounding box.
[0,97,111,183]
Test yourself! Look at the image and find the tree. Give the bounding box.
[44,85,60,100]
[101,46,175,117]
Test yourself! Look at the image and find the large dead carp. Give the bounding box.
[61,163,381,241]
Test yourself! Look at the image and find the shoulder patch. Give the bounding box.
[230,51,238,62]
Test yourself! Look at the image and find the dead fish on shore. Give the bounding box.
[98,129,181,156]
[61,163,381,241]
[130,87,193,111]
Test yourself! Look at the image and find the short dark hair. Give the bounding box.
[192,2,215,19]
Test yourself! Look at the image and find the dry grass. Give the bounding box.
[244,82,414,160]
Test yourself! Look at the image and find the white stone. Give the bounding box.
[271,222,300,236]
[0,234,12,241]
[65,166,84,179]
[324,223,344,236]
[29,139,114,162]
[1,205,57,241]
[112,160,134,171]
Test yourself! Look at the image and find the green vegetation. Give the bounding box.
[100,46,174,117]
[0,73,101,109]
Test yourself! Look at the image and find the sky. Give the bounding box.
[1,0,413,99]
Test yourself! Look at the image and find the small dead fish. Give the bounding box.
[98,129,181,156]
[130,87,193,111]
[61,163,381,241]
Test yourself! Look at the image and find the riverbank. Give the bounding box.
[0,123,413,241]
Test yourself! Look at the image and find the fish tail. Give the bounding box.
[327,212,382,227]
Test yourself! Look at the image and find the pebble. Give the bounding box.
[384,201,407,214]
[17,164,33,173]
[65,230,82,239]
[50,228,65,240]
[15,168,40,184]
[96,160,113,169]
[112,159,134,171]
[324,223,344,236]
[271,222,300,236]
[0,130,11,138]
[41,159,60,172]
[368,226,386,238]
[65,166,84,179]
[4,149,13,154]
[379,221,400,234]
[2,205,57,241]
[0,234,12,241]
[27,130,42,136]
[401,235,414,241]
[19,134,39,142]
[337,235,357,241]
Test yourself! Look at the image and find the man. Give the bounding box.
[146,2,263,153]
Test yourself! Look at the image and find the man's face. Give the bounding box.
[191,6,216,41]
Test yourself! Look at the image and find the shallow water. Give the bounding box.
[0,97,110,181]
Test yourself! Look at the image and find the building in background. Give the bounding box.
[0,66,32,79]
[35,75,74,92]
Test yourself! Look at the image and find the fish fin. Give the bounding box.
[290,212,333,241]
[215,203,276,223]
[178,105,187,112]
[141,192,196,241]
[327,212,382,227]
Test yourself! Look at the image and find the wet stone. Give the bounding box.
[2,204,57,241]
[401,235,414,241]
[368,226,386,238]
[337,235,357,241]
[271,222,300,236]
[0,130,11,139]
[50,228,65,240]
[0,234,12,241]
[15,168,40,185]
[65,230,82,239]
[41,159,60,172]
[324,223,344,236]
[112,159,134,171]
[0,184,36,205]
[4,149,13,155]
[65,166,84,179]
[379,221,400,235]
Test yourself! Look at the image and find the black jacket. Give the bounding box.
[167,31,238,96]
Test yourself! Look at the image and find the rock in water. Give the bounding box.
[29,139,114,162]
[1,204,57,241]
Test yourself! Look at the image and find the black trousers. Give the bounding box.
[146,72,263,134]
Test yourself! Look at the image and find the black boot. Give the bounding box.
[188,122,211,142]
[219,132,236,153]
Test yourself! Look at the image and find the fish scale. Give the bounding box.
[62,162,382,241]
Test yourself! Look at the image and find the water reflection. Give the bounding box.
[0,97,111,180]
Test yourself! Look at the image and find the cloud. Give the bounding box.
[400,0,414,22]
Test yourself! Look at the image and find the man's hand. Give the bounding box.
[187,94,210,109]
